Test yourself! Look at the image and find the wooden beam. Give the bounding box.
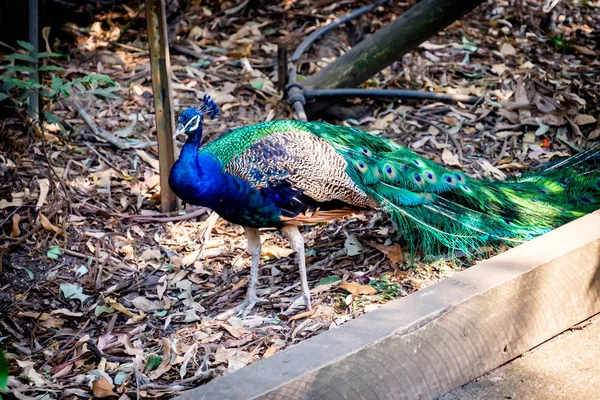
[176,210,600,400]
[302,0,486,115]
[145,0,177,212]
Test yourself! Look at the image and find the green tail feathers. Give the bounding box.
[306,122,600,255]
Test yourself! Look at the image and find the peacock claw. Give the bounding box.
[217,295,267,319]
[284,293,312,315]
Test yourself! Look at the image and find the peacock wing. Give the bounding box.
[222,131,378,223]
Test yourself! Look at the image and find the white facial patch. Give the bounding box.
[183,115,201,133]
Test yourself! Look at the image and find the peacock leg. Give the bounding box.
[218,226,266,318]
[282,225,312,313]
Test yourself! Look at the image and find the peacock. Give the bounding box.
[169,94,600,316]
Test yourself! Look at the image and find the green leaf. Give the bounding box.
[462,36,478,52]
[6,65,36,74]
[153,310,168,317]
[51,76,62,92]
[47,245,62,259]
[17,40,35,53]
[250,78,264,90]
[0,349,7,392]
[145,355,162,371]
[38,65,65,72]
[6,53,35,63]
[59,283,90,303]
[94,305,115,316]
[0,93,8,101]
[37,51,65,59]
[315,275,341,287]
[43,110,62,125]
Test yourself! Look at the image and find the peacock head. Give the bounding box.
[174,94,220,139]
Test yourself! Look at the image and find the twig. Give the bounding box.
[87,340,132,363]
[69,100,154,150]
[62,248,138,272]
[139,369,215,391]
[494,137,509,165]
[79,203,209,223]
[41,319,91,370]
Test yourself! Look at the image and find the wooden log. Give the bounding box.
[145,0,177,212]
[302,0,486,115]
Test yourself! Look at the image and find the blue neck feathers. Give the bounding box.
[169,129,225,208]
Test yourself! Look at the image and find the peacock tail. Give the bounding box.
[172,102,600,257]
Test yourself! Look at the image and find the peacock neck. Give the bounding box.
[179,132,202,162]
[169,131,226,208]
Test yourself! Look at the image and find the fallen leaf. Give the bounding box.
[315,276,341,287]
[36,178,50,210]
[344,234,363,256]
[135,150,159,171]
[180,343,198,378]
[289,307,317,321]
[119,335,144,356]
[131,296,163,312]
[478,160,507,180]
[442,149,462,167]
[59,283,89,303]
[491,63,508,76]
[10,213,20,237]
[39,212,61,233]
[221,323,246,338]
[500,42,517,56]
[495,130,522,139]
[231,277,248,292]
[261,245,294,259]
[339,282,377,296]
[371,243,404,264]
[263,345,278,358]
[572,45,596,56]
[92,376,117,398]
[574,114,596,126]
[139,248,161,261]
[442,115,459,126]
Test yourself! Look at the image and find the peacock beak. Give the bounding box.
[173,123,185,139]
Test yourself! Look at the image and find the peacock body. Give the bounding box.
[169,95,600,315]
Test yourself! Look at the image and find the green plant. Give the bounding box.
[369,275,401,300]
[0,40,119,129]
[0,349,7,397]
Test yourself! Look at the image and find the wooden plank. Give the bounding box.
[145,0,177,212]
[177,210,600,400]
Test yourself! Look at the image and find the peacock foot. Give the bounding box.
[283,292,312,315]
[216,294,267,319]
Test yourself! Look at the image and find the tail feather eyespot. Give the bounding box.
[384,164,397,179]
[424,171,437,184]
[355,161,368,173]
[442,173,457,186]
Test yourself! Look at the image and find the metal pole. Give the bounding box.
[145,0,177,212]
[28,0,39,120]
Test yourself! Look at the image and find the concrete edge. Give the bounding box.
[177,210,600,400]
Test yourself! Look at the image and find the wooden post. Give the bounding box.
[277,42,288,93]
[145,0,177,212]
[302,0,486,115]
